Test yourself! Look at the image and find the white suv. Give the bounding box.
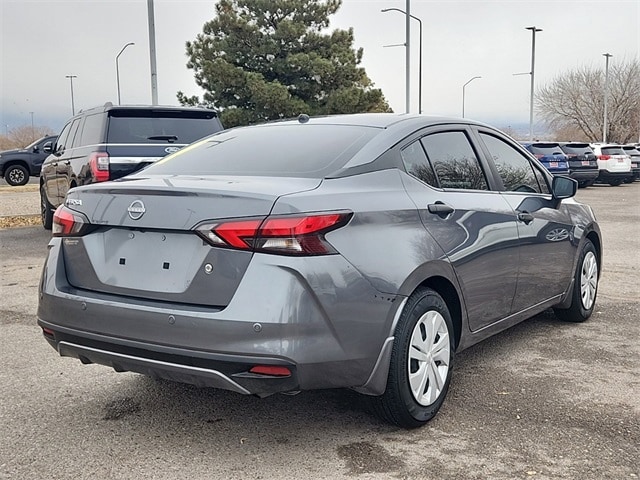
[590,143,633,186]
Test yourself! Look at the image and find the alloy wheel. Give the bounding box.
[580,251,598,310]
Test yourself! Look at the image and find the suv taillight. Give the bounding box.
[89,152,110,182]
[52,206,92,237]
[597,154,611,160]
[195,212,352,256]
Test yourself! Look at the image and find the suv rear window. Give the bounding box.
[106,109,221,144]
[601,147,626,155]
[560,144,594,155]
[144,124,379,178]
[527,144,564,155]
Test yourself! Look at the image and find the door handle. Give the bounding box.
[428,202,454,217]
[517,212,534,224]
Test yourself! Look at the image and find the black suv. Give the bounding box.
[0,135,58,186]
[558,142,600,188]
[40,103,223,228]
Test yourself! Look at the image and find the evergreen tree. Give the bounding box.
[178,0,391,127]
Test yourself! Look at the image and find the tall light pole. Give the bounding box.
[525,26,542,141]
[462,76,481,118]
[602,53,613,143]
[65,75,77,115]
[381,7,423,114]
[116,42,135,105]
[147,0,159,105]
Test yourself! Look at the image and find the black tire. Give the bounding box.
[4,164,29,186]
[40,185,54,230]
[554,240,599,323]
[608,180,622,186]
[371,287,454,428]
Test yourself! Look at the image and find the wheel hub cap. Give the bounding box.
[407,310,450,406]
[580,251,598,310]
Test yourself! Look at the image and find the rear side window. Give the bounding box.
[420,131,488,190]
[401,141,438,187]
[80,113,104,146]
[144,124,379,178]
[481,133,549,194]
[106,110,222,144]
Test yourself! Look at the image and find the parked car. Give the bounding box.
[590,143,634,186]
[520,142,570,176]
[558,142,600,188]
[621,145,640,182]
[0,135,57,186]
[38,114,601,429]
[40,103,223,229]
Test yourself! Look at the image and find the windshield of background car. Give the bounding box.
[144,124,380,178]
[106,110,221,144]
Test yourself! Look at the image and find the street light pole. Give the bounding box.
[381,7,423,114]
[116,42,135,105]
[29,112,34,137]
[525,26,542,141]
[65,75,77,116]
[602,53,613,143]
[462,76,481,118]
[147,0,159,105]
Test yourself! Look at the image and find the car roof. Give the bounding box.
[76,102,219,116]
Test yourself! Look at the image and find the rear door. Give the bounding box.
[477,130,575,311]
[398,127,520,331]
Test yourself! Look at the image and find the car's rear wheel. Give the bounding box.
[4,165,29,186]
[554,240,598,323]
[40,185,54,230]
[608,179,623,186]
[372,287,454,428]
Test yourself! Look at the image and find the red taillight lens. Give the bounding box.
[89,152,110,182]
[196,212,352,256]
[52,206,90,237]
[598,154,611,160]
[534,154,544,159]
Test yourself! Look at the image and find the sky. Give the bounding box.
[1,0,638,135]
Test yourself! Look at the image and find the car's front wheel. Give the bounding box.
[4,165,29,186]
[554,239,599,323]
[372,287,454,428]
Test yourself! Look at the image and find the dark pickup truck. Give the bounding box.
[0,135,57,186]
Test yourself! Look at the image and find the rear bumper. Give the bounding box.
[569,169,599,183]
[596,170,634,183]
[38,238,400,396]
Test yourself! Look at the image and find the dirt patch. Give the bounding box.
[0,215,41,229]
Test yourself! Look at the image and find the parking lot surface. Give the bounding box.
[0,183,638,479]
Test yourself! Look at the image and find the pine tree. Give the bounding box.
[178,0,391,127]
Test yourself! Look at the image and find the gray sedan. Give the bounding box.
[38,114,601,428]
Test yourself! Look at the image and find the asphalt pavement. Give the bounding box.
[0,183,638,480]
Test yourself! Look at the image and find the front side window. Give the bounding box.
[54,122,72,154]
[480,133,548,194]
[420,131,488,190]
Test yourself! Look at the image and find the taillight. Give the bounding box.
[534,154,544,159]
[597,155,611,160]
[52,206,91,237]
[89,152,110,182]
[196,212,352,256]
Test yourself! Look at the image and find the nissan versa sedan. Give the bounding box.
[38,114,602,428]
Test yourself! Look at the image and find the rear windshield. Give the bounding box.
[143,123,379,178]
[622,146,640,155]
[527,144,564,155]
[106,109,222,144]
[601,147,626,155]
[560,144,594,155]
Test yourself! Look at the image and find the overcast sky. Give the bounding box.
[1,0,638,134]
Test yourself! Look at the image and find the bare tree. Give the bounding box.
[0,125,55,151]
[536,58,640,143]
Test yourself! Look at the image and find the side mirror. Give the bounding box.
[552,175,577,200]
[43,142,53,154]
[33,146,40,153]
